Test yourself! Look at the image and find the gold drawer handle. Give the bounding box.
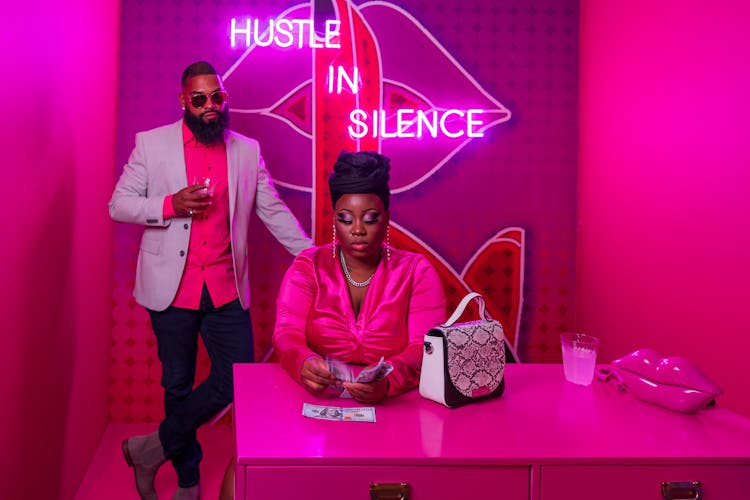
[661,481,703,500]
[369,482,410,500]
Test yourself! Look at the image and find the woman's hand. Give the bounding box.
[300,357,337,397]
[343,377,390,404]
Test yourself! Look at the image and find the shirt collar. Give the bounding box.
[181,119,227,147]
[182,119,197,146]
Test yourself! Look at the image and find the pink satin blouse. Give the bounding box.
[273,245,447,397]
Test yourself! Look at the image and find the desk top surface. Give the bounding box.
[233,363,750,466]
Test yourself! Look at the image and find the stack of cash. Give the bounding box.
[325,356,394,399]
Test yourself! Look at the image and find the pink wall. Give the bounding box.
[0,2,120,498]
[578,1,750,416]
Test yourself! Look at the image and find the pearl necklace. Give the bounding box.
[339,249,375,287]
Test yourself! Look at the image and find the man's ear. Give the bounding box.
[179,92,186,110]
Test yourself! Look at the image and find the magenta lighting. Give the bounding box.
[230,17,341,48]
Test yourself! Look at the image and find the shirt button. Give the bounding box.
[203,241,207,246]
[201,266,205,270]
[183,223,189,230]
[207,166,212,170]
[179,250,185,257]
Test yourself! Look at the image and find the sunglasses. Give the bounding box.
[188,90,227,108]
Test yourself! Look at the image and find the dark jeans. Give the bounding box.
[147,289,253,488]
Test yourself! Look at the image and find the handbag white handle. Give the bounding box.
[442,292,492,327]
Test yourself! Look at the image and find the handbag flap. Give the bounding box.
[444,319,505,398]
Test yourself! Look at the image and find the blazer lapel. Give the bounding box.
[168,120,188,189]
[225,132,238,223]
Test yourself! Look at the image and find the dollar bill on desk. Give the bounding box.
[302,403,376,422]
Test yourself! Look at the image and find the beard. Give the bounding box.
[184,107,230,145]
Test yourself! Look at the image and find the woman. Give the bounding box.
[273,150,447,403]
[219,151,446,499]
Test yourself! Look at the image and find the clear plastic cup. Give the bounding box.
[560,333,599,386]
[192,175,215,196]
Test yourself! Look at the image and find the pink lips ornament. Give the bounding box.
[597,348,723,413]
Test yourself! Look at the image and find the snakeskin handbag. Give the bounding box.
[419,292,506,408]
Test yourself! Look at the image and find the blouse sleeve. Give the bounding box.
[272,253,319,384]
[386,257,447,397]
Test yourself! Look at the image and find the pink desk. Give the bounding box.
[233,363,750,499]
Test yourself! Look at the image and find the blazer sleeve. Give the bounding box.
[385,257,447,397]
[108,132,171,227]
[253,149,312,255]
[272,253,319,383]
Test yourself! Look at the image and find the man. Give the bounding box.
[109,61,312,499]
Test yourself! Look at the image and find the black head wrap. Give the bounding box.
[328,151,391,209]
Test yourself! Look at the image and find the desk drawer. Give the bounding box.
[540,465,748,500]
[245,465,529,499]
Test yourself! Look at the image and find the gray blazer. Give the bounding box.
[109,120,312,311]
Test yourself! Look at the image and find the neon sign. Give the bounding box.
[328,64,486,139]
[228,15,492,140]
[327,65,361,94]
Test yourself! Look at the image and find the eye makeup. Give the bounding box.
[336,209,381,225]
[363,211,381,224]
[337,213,353,224]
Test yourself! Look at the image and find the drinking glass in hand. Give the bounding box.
[192,175,215,197]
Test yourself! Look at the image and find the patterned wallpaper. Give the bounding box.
[112,0,577,422]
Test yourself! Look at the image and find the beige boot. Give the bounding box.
[172,484,200,499]
[122,431,167,500]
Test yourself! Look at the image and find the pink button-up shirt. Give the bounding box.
[273,245,446,397]
[162,122,237,309]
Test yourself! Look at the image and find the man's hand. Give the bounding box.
[172,184,212,217]
[300,357,337,397]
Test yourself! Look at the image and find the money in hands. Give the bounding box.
[325,356,354,383]
[355,357,394,383]
[302,403,376,422]
[325,356,394,383]
[325,356,394,398]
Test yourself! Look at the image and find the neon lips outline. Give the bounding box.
[223,1,511,193]
[223,0,523,360]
